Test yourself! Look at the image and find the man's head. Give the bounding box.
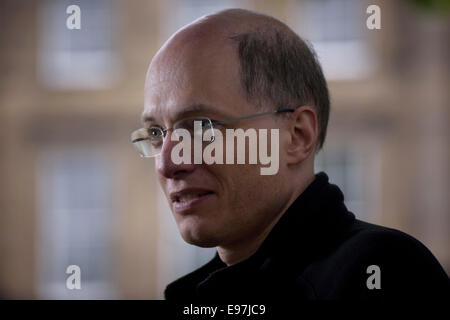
[142,9,329,252]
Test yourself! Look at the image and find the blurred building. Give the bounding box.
[0,0,448,299]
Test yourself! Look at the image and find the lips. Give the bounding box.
[169,188,215,213]
[170,189,214,202]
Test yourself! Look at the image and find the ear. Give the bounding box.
[285,106,319,165]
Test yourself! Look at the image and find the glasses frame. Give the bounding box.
[131,108,295,157]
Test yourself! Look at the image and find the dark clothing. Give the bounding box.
[165,172,450,301]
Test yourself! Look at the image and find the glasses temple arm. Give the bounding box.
[212,108,295,126]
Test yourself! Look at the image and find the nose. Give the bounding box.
[156,131,196,179]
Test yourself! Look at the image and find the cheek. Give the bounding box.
[212,163,268,210]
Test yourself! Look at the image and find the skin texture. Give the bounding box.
[143,9,318,266]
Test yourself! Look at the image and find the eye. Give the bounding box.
[147,127,164,138]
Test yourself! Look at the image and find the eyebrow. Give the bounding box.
[141,103,227,125]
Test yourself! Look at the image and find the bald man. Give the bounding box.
[133,9,449,301]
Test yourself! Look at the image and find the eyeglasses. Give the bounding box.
[131,108,294,158]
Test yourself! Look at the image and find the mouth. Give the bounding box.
[170,189,215,213]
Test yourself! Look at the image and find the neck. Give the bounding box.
[216,215,279,266]
[217,170,316,266]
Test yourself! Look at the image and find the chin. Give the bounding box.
[182,234,219,248]
[179,223,221,248]
[185,238,218,248]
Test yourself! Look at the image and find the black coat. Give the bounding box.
[165,172,450,301]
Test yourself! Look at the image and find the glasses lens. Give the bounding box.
[173,118,214,142]
[131,127,163,157]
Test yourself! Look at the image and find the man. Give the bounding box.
[134,9,449,300]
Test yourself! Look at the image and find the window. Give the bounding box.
[289,0,374,80]
[159,0,239,43]
[38,0,120,89]
[315,145,367,220]
[36,147,117,299]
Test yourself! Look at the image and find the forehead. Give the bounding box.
[141,103,228,125]
[142,39,246,125]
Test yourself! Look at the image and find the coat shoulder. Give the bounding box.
[299,220,449,299]
[340,220,444,264]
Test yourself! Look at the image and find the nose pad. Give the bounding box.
[203,127,215,143]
